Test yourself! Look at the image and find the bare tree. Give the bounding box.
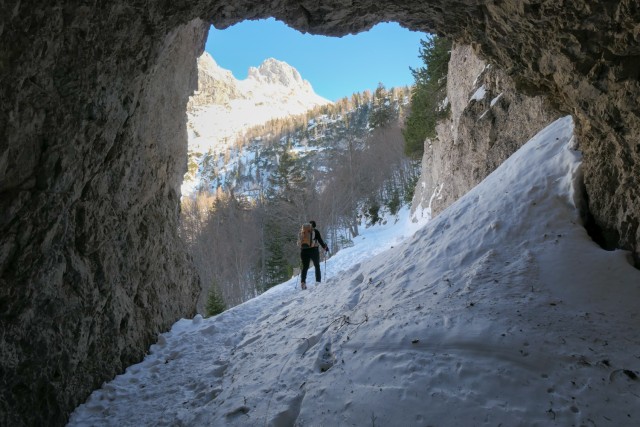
[180,88,419,308]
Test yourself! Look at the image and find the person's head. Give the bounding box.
[309,220,316,228]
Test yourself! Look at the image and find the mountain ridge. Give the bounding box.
[246,57,313,90]
[184,53,332,191]
[188,52,329,110]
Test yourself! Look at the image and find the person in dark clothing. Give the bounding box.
[300,220,329,290]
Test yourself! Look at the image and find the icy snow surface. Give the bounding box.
[470,85,487,102]
[69,116,640,426]
[490,93,504,107]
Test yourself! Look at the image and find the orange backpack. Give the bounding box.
[299,223,316,248]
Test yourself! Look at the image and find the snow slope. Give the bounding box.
[69,116,640,426]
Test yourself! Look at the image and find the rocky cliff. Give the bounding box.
[1,1,639,425]
[411,43,558,219]
[0,13,205,427]
[189,52,244,106]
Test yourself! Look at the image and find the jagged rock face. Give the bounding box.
[189,52,244,106]
[187,53,328,117]
[0,11,205,427]
[411,43,558,218]
[1,1,639,425]
[248,58,312,90]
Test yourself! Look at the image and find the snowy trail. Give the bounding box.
[70,116,640,427]
[68,206,416,426]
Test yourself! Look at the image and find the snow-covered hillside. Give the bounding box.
[69,116,640,426]
[184,53,331,194]
[184,72,409,199]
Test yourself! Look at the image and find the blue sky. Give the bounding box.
[205,19,427,102]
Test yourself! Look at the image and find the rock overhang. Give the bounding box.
[1,1,639,425]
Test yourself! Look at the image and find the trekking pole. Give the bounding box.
[324,250,327,280]
[295,261,302,290]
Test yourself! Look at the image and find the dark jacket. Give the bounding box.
[302,228,328,252]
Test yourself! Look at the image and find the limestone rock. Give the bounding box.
[411,43,558,220]
[248,58,312,91]
[0,14,206,427]
[189,52,245,107]
[1,1,640,425]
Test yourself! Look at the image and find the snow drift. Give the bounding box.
[70,116,640,426]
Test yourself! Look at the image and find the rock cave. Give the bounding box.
[1,1,639,425]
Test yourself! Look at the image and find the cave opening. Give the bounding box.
[181,18,433,308]
[581,193,640,270]
[182,18,428,194]
[4,2,640,426]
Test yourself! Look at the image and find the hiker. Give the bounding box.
[299,220,329,290]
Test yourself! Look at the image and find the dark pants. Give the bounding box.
[300,247,321,283]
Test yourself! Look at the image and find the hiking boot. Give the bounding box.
[301,282,307,290]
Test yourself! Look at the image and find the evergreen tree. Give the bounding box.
[403,173,420,204]
[205,282,226,316]
[385,186,402,216]
[268,147,306,198]
[263,230,292,290]
[369,83,395,129]
[364,196,381,225]
[403,36,452,158]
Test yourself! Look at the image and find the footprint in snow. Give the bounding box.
[316,340,336,373]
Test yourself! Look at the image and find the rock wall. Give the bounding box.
[1,1,639,425]
[411,43,558,219]
[0,8,205,426]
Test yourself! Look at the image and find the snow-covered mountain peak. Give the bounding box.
[188,52,244,108]
[197,52,219,73]
[247,57,309,90]
[196,52,236,82]
[183,54,332,194]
